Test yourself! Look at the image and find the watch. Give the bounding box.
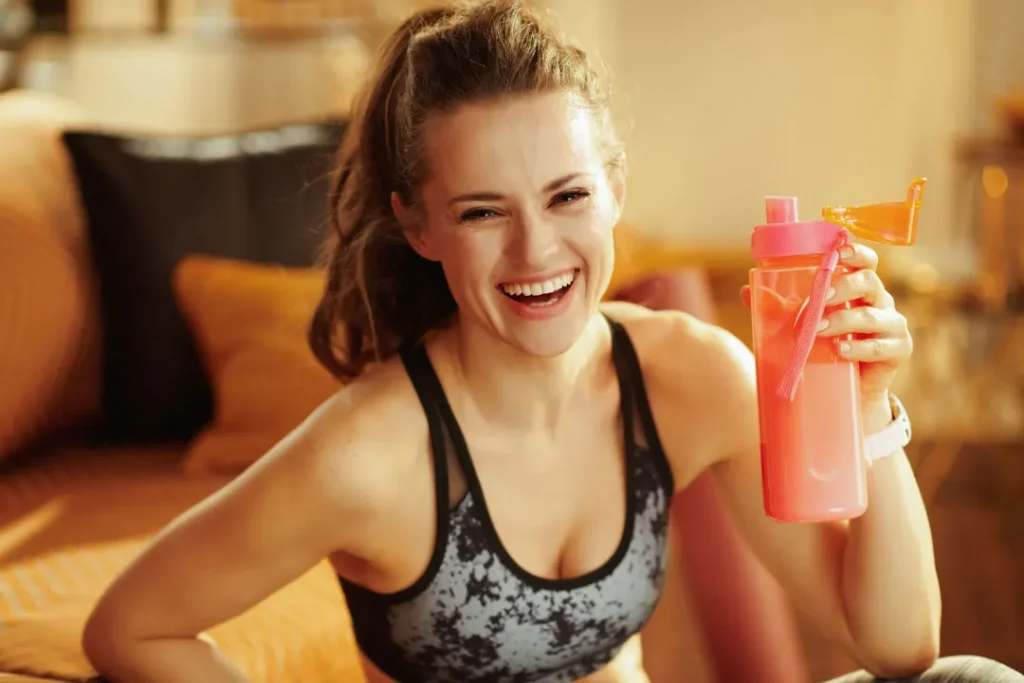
[864,393,912,464]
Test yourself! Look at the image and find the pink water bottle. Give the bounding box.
[749,196,867,523]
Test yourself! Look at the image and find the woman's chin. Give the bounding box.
[501,308,594,359]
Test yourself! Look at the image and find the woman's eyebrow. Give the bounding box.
[447,172,592,206]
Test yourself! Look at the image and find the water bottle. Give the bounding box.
[748,179,925,523]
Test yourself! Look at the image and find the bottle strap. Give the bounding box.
[776,231,849,401]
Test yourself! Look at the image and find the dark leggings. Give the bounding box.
[826,656,1022,682]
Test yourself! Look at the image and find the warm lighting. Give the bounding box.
[908,262,940,294]
[981,165,1009,199]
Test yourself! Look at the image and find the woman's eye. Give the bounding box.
[458,208,499,223]
[552,189,591,206]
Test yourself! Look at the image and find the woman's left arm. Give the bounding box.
[654,244,941,678]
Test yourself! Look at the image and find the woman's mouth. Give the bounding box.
[498,269,578,307]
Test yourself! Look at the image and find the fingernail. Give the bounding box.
[839,246,854,260]
[826,287,836,302]
[817,319,829,332]
[838,341,851,353]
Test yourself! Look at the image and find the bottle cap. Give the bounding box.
[751,196,844,261]
[765,196,799,224]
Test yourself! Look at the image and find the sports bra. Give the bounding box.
[339,317,675,683]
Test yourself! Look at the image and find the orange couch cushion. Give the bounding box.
[0,447,365,682]
[0,92,101,462]
[173,255,341,476]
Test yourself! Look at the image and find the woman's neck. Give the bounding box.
[434,313,609,435]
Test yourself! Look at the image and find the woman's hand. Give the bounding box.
[816,243,912,426]
[741,242,912,428]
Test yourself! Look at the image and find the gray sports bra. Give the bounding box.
[339,317,675,682]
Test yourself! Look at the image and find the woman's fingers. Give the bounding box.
[835,336,913,362]
[817,306,908,339]
[817,305,914,361]
[827,268,895,309]
[838,243,879,271]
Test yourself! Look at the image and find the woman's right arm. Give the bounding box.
[82,393,389,682]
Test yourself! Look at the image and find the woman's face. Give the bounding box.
[400,91,625,358]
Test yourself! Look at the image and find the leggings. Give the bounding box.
[826,656,1023,682]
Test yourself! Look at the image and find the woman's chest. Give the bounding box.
[463,433,631,581]
[376,493,669,683]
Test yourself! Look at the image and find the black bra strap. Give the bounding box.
[400,343,451,528]
[605,317,636,453]
[605,317,675,491]
[400,342,480,496]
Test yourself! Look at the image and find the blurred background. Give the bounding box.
[0,1,1021,682]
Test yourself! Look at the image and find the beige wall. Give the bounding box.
[70,35,367,135]
[70,0,159,32]
[973,0,1024,134]
[22,33,370,136]
[548,0,983,276]
[24,2,447,136]
[27,1,376,135]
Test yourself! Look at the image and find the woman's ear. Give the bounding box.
[392,192,438,262]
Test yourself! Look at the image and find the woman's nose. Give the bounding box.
[511,210,559,264]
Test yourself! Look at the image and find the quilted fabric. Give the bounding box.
[0,447,366,682]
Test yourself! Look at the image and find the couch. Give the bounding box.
[0,90,809,683]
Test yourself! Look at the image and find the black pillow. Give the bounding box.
[63,121,346,443]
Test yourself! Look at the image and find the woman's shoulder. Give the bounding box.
[273,354,434,518]
[599,302,758,482]
[600,301,751,378]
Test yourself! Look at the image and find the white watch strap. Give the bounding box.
[864,394,912,464]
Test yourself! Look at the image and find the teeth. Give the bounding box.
[502,271,575,297]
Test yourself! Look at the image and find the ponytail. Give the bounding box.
[309,7,458,379]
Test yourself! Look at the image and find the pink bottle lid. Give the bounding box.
[751,196,847,261]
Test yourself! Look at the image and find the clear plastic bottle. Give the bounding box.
[750,196,866,522]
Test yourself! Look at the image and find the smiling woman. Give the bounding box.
[79,2,1021,683]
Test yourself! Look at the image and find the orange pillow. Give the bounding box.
[173,255,342,476]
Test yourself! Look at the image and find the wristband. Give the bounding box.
[864,394,912,464]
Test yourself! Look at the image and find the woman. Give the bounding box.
[82,2,1019,682]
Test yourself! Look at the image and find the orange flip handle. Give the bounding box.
[821,178,927,246]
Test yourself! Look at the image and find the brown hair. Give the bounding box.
[309,0,620,379]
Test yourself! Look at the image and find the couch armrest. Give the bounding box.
[0,91,100,459]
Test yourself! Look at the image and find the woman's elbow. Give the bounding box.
[850,594,942,679]
[81,606,124,673]
[82,597,154,678]
[861,636,941,680]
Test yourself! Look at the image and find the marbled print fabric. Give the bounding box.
[344,449,671,683]
[392,452,668,682]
